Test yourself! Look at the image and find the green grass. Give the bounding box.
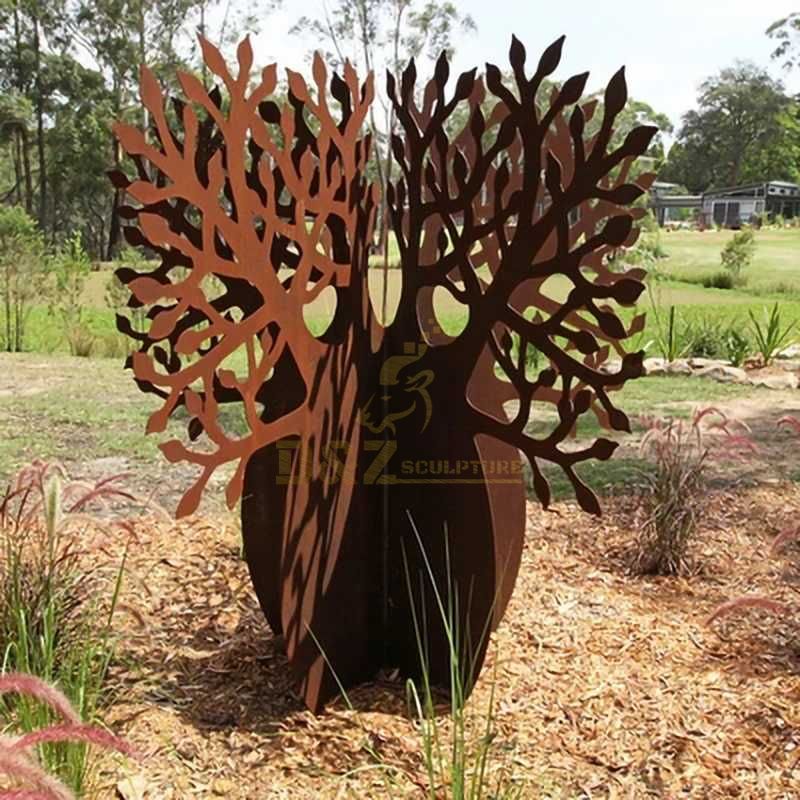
[654,228,800,295]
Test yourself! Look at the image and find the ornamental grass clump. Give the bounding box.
[0,461,137,794]
[633,408,757,576]
[0,672,133,799]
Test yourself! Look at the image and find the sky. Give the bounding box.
[249,0,800,134]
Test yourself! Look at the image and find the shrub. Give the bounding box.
[0,461,135,793]
[105,248,148,338]
[633,408,756,576]
[0,672,133,799]
[701,270,734,290]
[50,232,95,357]
[649,297,692,362]
[722,326,751,367]
[747,302,798,365]
[0,205,48,352]
[720,227,755,286]
[686,316,725,359]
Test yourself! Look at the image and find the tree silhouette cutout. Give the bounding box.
[111,34,656,712]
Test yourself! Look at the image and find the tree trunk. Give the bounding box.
[19,127,34,216]
[32,10,47,230]
[106,139,123,259]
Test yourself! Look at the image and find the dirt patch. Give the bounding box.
[93,486,800,798]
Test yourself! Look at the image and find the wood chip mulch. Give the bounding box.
[96,485,800,798]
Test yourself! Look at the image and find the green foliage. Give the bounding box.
[722,326,751,367]
[748,303,797,365]
[104,247,149,354]
[686,315,725,359]
[720,227,755,285]
[701,270,735,290]
[660,63,800,192]
[649,292,692,362]
[768,12,800,72]
[0,462,128,793]
[50,231,94,357]
[0,205,48,352]
[0,0,269,258]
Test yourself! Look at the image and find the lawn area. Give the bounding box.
[655,227,800,294]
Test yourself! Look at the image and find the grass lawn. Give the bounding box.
[655,228,800,294]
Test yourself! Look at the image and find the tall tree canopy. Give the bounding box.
[660,62,800,193]
[0,0,269,258]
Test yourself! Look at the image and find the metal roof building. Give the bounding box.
[650,180,800,228]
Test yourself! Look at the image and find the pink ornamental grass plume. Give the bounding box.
[0,674,134,800]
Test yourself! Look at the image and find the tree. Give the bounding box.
[660,62,800,192]
[69,0,264,257]
[0,91,34,214]
[0,205,47,352]
[768,12,800,71]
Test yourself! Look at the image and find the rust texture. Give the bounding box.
[111,34,656,712]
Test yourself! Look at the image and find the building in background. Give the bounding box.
[650,180,800,228]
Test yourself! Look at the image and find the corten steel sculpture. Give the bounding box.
[110,34,656,712]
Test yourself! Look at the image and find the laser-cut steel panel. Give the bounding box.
[112,34,656,712]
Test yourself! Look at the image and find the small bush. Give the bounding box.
[51,232,94,357]
[105,248,148,337]
[722,326,751,367]
[686,316,725,359]
[701,270,735,290]
[720,227,755,286]
[649,293,692,362]
[633,408,756,576]
[0,205,48,352]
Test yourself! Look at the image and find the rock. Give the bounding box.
[749,372,800,390]
[778,344,800,360]
[688,357,731,369]
[695,364,748,384]
[666,359,692,375]
[643,357,667,376]
[598,359,622,375]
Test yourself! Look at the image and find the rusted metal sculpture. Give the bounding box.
[111,35,655,712]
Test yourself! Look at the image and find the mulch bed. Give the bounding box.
[98,485,800,798]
